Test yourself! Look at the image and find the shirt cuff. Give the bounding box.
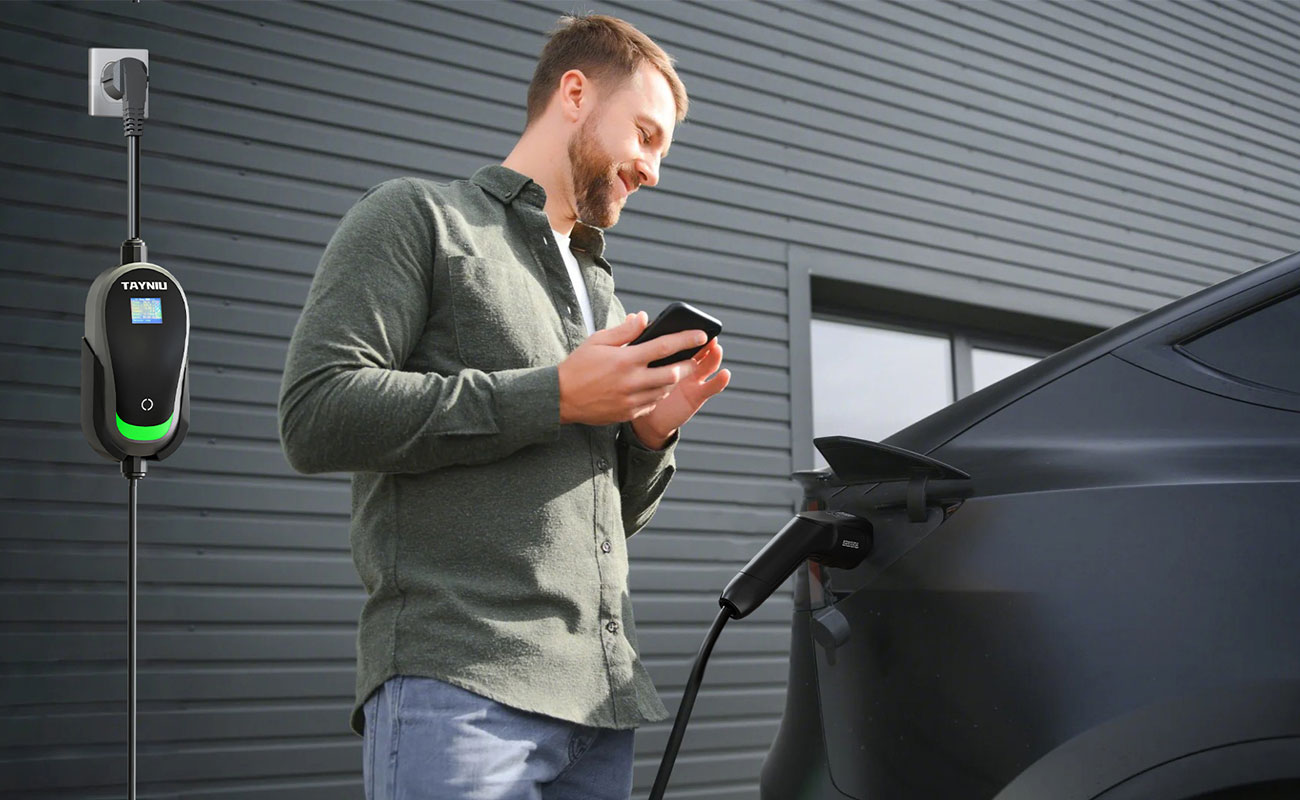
[619,419,679,455]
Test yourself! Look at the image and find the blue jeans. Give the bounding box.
[362,674,636,800]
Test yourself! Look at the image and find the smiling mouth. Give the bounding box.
[618,171,635,197]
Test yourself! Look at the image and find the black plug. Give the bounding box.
[101,57,149,260]
[101,57,148,137]
[720,510,872,619]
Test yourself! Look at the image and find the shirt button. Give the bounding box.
[597,457,610,470]
[601,540,612,553]
[606,620,619,634]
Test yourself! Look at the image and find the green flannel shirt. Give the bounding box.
[278,165,676,736]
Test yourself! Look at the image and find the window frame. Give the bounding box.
[811,309,1056,404]
[787,257,1105,476]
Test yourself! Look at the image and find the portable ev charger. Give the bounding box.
[81,49,190,800]
[81,261,190,462]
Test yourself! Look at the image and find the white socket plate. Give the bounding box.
[88,48,150,118]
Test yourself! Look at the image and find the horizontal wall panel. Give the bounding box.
[0,656,788,709]
[2,741,358,792]
[0,507,349,549]
[631,750,768,794]
[0,666,356,707]
[1,688,781,750]
[611,3,1300,254]
[0,623,792,665]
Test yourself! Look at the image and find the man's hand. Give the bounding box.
[557,312,706,426]
[628,331,730,449]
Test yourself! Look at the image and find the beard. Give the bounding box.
[567,113,630,229]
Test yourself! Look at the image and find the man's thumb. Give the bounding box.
[593,312,644,345]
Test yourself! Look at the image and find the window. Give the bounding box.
[972,348,1039,392]
[810,320,952,446]
[1179,290,1300,395]
[810,316,1053,470]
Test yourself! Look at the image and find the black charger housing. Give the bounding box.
[82,261,190,461]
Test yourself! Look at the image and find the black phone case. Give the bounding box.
[628,301,723,368]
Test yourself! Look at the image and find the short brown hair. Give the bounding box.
[525,14,688,128]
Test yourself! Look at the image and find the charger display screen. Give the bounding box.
[130,297,163,324]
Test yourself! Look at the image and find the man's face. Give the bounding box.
[567,62,676,229]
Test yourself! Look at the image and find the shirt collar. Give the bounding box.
[471,164,544,207]
[471,164,608,262]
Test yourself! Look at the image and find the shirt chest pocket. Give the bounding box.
[447,255,567,371]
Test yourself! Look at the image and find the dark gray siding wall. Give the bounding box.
[783,0,1300,331]
[2,1,1296,798]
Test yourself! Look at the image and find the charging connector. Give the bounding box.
[721,510,872,619]
[649,510,872,799]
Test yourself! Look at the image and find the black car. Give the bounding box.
[760,250,1300,800]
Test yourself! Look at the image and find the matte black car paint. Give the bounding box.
[762,251,1300,799]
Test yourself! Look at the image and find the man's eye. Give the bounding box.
[640,128,650,144]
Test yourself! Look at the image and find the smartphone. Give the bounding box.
[628,301,723,368]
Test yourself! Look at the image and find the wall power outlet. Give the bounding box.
[88,48,150,118]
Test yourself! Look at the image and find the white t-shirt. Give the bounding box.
[551,228,596,336]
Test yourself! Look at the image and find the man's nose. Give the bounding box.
[636,157,659,188]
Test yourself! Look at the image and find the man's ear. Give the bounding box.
[557,69,590,123]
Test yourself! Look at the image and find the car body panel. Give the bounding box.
[762,251,1300,799]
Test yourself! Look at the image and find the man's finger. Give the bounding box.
[628,385,672,408]
[692,338,720,362]
[628,362,684,392]
[695,342,723,375]
[627,328,708,364]
[629,402,657,420]
[702,367,731,398]
[591,312,647,346]
[584,314,628,345]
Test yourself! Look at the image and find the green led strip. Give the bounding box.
[116,411,176,441]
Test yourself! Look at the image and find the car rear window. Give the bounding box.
[1180,290,1300,395]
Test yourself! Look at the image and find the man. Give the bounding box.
[277,13,730,799]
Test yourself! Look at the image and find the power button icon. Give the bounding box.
[141,398,154,411]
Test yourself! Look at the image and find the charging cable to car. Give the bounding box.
[649,509,874,799]
[82,51,190,800]
[649,435,971,798]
